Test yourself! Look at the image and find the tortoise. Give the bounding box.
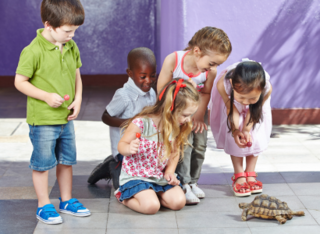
[239,194,305,224]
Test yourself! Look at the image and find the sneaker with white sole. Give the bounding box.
[190,183,205,199]
[59,198,91,217]
[36,204,63,225]
[183,184,200,205]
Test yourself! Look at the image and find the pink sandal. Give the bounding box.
[246,171,263,194]
[231,172,251,197]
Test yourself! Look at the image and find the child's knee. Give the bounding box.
[142,200,161,214]
[170,195,186,211]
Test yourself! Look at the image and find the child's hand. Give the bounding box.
[45,93,64,108]
[67,99,82,121]
[192,114,208,134]
[233,129,247,148]
[128,138,140,155]
[164,173,180,186]
[242,130,252,147]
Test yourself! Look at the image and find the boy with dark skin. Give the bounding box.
[88,47,157,189]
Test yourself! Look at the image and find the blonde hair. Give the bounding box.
[185,26,232,56]
[122,78,199,161]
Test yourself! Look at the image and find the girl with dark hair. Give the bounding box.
[209,59,272,197]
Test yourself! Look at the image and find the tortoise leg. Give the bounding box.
[241,208,249,221]
[292,211,305,216]
[275,216,287,224]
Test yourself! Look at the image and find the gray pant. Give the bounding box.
[176,110,208,184]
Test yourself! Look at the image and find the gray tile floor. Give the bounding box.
[1,87,320,233]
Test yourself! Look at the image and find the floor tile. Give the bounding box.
[264,154,319,164]
[250,172,286,184]
[308,209,320,225]
[73,161,108,176]
[0,121,21,136]
[0,166,7,177]
[281,172,320,183]
[3,166,32,177]
[298,196,320,210]
[36,212,108,230]
[273,162,320,172]
[0,174,36,187]
[181,197,239,212]
[0,186,50,199]
[263,145,312,155]
[198,184,234,197]
[0,199,38,234]
[49,175,111,199]
[197,173,229,185]
[107,210,177,229]
[288,183,320,196]
[106,229,179,234]
[34,229,106,234]
[250,226,320,234]
[2,88,320,233]
[259,183,296,196]
[179,228,251,234]
[176,211,247,228]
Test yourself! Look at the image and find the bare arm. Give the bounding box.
[164,149,179,174]
[216,73,239,130]
[216,73,246,147]
[101,110,128,127]
[118,122,141,156]
[14,73,64,108]
[74,68,82,102]
[192,70,217,133]
[197,69,217,116]
[216,72,230,110]
[67,68,82,120]
[164,142,180,185]
[157,53,176,93]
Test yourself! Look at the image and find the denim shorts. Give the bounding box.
[119,177,182,202]
[28,121,77,171]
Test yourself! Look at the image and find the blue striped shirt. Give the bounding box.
[106,77,157,157]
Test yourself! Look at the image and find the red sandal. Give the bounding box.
[231,172,251,197]
[246,171,263,194]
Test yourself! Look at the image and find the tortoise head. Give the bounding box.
[239,203,250,209]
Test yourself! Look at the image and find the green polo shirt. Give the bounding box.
[16,29,82,125]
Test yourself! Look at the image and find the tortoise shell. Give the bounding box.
[248,194,291,216]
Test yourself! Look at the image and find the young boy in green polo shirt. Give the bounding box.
[15,0,90,225]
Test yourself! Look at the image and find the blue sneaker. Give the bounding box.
[36,204,63,224]
[59,198,91,217]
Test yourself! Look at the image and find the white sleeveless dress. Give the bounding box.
[173,51,207,90]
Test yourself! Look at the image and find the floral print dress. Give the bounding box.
[119,117,173,186]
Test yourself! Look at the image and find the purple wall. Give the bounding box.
[0,0,159,75]
[1,0,319,108]
[161,0,320,109]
